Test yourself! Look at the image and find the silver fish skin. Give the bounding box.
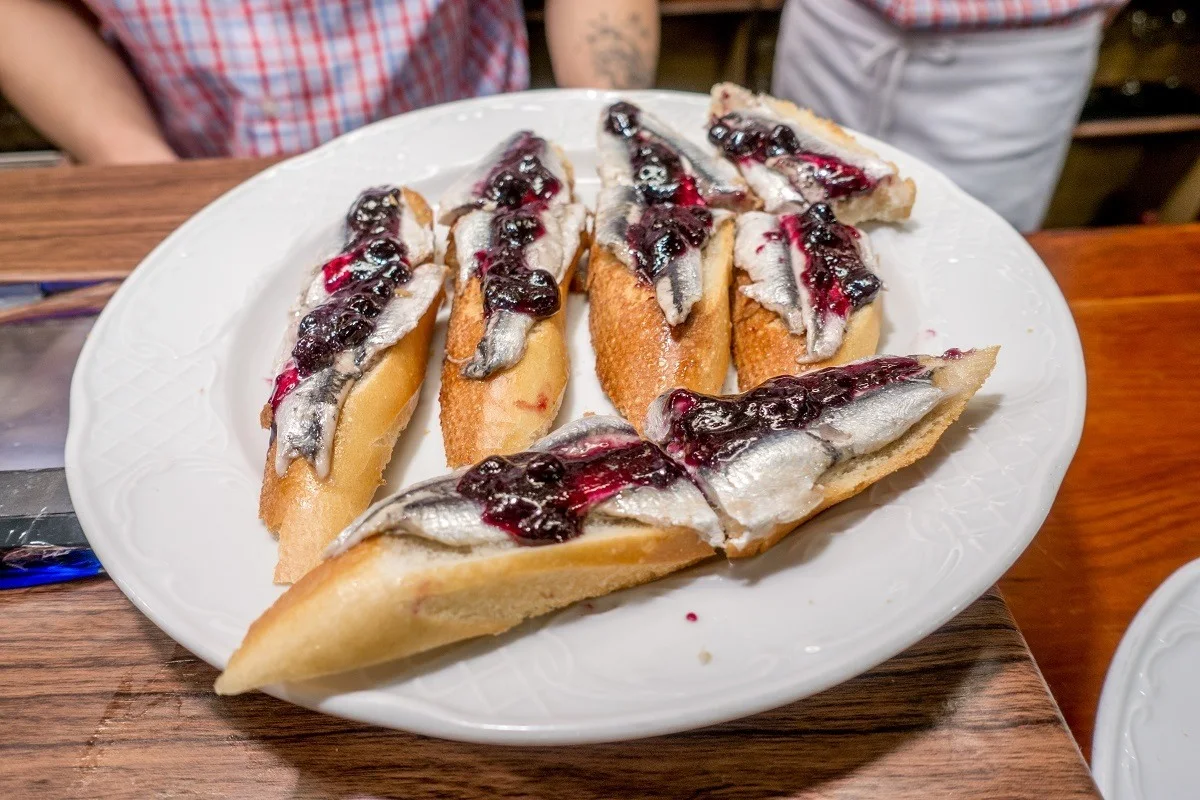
[598,103,749,210]
[326,415,721,555]
[459,201,586,378]
[461,309,535,379]
[656,242,704,327]
[593,184,641,271]
[437,131,571,226]
[733,212,804,335]
[532,414,643,455]
[645,371,946,549]
[328,469,501,554]
[450,209,494,285]
[593,481,723,548]
[273,263,445,478]
[737,159,809,215]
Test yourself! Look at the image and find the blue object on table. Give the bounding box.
[0,468,102,589]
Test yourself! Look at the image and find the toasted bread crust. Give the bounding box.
[709,83,916,224]
[724,346,999,558]
[439,259,576,467]
[731,270,882,390]
[588,217,734,432]
[215,522,714,694]
[261,297,441,583]
[260,188,440,584]
[225,348,997,692]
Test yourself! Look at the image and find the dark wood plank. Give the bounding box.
[0,579,1096,799]
[0,159,277,283]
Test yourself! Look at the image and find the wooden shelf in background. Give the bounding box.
[1074,115,1200,139]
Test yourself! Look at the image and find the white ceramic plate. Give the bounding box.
[66,90,1085,745]
[1093,559,1200,800]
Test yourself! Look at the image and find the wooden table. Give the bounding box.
[0,158,1147,798]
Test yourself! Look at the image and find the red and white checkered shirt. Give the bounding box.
[858,0,1125,29]
[86,0,529,158]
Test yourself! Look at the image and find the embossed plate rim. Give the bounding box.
[66,89,1086,744]
[1093,557,1200,800]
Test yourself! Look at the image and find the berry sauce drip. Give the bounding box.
[457,441,688,545]
[780,203,881,316]
[605,101,706,208]
[269,187,412,411]
[476,208,561,319]
[478,131,562,209]
[625,204,713,284]
[707,113,876,200]
[658,356,929,468]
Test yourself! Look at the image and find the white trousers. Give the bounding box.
[772,0,1103,231]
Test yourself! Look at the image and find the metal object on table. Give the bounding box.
[0,468,98,589]
[0,317,99,587]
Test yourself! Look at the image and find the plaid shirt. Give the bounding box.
[87,0,529,158]
[859,0,1124,28]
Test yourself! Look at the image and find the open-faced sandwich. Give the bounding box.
[589,100,756,431]
[261,187,445,584]
[438,131,588,467]
[708,82,915,224]
[731,202,883,389]
[218,347,996,693]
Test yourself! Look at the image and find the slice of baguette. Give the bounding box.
[709,83,916,225]
[225,348,995,692]
[724,346,998,558]
[588,216,734,433]
[731,270,881,390]
[439,254,577,467]
[215,521,714,695]
[261,188,442,584]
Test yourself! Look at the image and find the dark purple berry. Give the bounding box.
[292,334,335,374]
[333,313,372,348]
[346,292,387,318]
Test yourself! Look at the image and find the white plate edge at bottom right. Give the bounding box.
[1093,557,1200,799]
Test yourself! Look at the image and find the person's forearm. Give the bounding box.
[0,0,176,164]
[544,0,659,90]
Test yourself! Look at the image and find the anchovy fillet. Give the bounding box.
[438,131,572,225]
[733,212,804,334]
[656,242,704,327]
[273,263,444,478]
[459,201,587,379]
[327,415,721,554]
[711,84,897,213]
[733,211,879,362]
[597,105,748,209]
[327,358,952,558]
[645,369,946,549]
[593,184,641,271]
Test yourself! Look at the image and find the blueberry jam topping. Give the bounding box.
[346,187,403,246]
[605,101,705,207]
[658,357,929,468]
[781,203,881,315]
[269,188,413,410]
[625,204,713,284]
[476,208,560,319]
[457,441,687,545]
[479,132,562,209]
[708,113,876,199]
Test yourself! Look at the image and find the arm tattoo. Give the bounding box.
[586,12,654,89]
